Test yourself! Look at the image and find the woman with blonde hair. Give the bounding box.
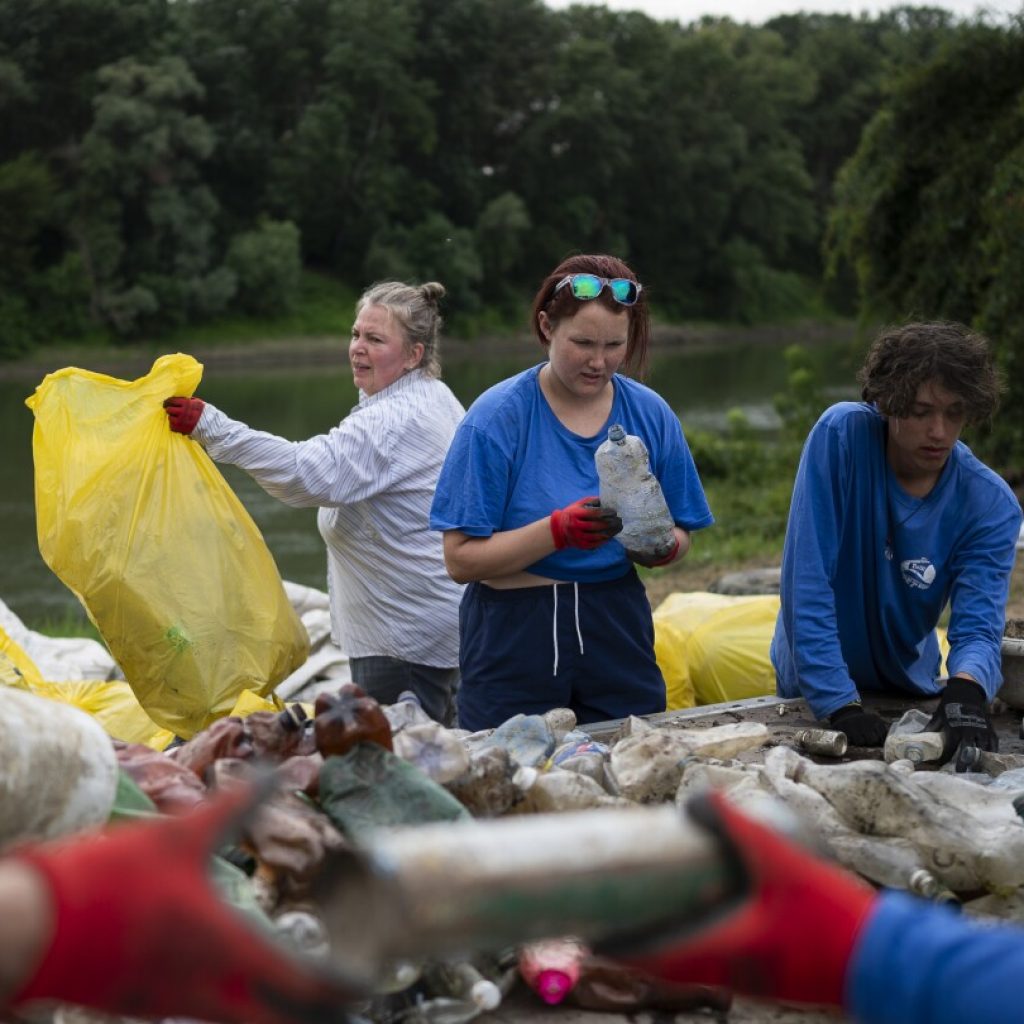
[165,281,465,723]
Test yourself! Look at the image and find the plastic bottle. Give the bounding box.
[392,722,471,784]
[518,938,587,1005]
[908,869,959,905]
[423,961,502,1012]
[314,683,393,755]
[384,690,433,732]
[0,686,119,847]
[883,708,946,764]
[595,424,675,560]
[793,728,848,757]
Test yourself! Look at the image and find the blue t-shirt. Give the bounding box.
[430,364,713,583]
[849,891,1022,1024]
[772,402,1022,719]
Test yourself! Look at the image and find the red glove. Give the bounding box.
[164,396,206,435]
[627,536,680,568]
[609,791,877,1008]
[550,497,622,551]
[8,784,359,1024]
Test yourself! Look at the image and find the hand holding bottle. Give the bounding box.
[550,497,623,551]
[609,791,878,1008]
[926,675,998,772]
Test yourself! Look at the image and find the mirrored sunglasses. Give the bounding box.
[553,273,642,306]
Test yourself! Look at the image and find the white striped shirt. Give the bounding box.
[193,370,465,666]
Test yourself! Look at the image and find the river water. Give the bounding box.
[1,331,860,628]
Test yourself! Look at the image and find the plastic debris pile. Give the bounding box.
[9,589,1024,1022]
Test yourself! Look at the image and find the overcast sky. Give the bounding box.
[544,0,1022,25]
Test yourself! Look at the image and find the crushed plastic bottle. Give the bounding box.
[443,746,521,817]
[392,722,471,785]
[542,707,577,743]
[384,690,433,732]
[883,708,946,765]
[791,754,1024,893]
[610,720,768,802]
[595,424,676,561]
[512,765,628,812]
[480,713,557,768]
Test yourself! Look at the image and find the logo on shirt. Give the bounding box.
[900,557,936,589]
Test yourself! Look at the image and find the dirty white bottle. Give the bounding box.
[0,687,119,847]
[883,708,946,765]
[595,424,675,560]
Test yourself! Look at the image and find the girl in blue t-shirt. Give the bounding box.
[430,253,713,731]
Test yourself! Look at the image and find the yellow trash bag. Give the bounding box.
[26,353,310,739]
[229,688,315,723]
[0,625,45,689]
[653,592,780,709]
[0,625,173,749]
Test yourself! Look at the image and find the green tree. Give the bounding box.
[226,219,302,315]
[364,212,482,310]
[70,56,233,334]
[827,21,1024,472]
[269,0,437,274]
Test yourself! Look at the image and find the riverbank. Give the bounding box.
[0,319,861,383]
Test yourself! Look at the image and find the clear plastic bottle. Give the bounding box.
[595,424,675,560]
[883,708,946,764]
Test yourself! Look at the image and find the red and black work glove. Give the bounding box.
[829,702,889,747]
[8,784,359,1024]
[925,675,998,773]
[550,497,623,551]
[164,395,206,435]
[627,536,680,569]
[606,791,877,1009]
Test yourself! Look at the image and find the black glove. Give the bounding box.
[828,702,888,747]
[925,675,997,772]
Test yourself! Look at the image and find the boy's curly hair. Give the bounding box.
[857,321,1004,426]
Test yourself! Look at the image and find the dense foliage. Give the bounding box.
[0,0,982,351]
[4,1,1023,471]
[827,19,1024,475]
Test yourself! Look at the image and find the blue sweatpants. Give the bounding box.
[457,568,666,732]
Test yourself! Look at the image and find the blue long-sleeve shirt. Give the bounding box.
[849,891,1023,1024]
[771,402,1021,719]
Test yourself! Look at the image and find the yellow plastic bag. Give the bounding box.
[229,687,315,722]
[26,354,310,739]
[0,625,173,749]
[654,592,780,709]
[0,626,44,689]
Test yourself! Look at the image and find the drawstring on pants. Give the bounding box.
[551,581,585,676]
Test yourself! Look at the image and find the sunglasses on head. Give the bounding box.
[553,273,642,306]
